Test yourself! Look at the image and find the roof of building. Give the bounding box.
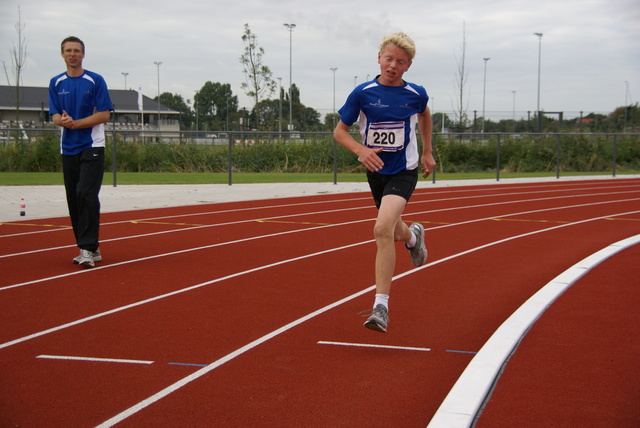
[0,85,178,114]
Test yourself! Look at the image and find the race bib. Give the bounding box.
[366,121,405,152]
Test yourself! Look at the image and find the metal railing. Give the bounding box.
[1,126,638,186]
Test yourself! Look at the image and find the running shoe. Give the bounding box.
[362,304,389,333]
[406,222,427,267]
[73,249,100,267]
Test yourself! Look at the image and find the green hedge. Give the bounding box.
[433,134,640,173]
[1,132,638,174]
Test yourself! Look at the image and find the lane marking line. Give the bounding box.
[36,355,153,365]
[0,194,373,239]
[168,362,208,367]
[605,217,640,221]
[0,240,368,350]
[3,209,639,352]
[257,220,331,226]
[490,218,570,224]
[0,223,70,229]
[3,196,639,292]
[92,212,640,427]
[130,221,207,226]
[3,180,636,239]
[427,233,640,428]
[2,184,637,251]
[0,203,371,261]
[317,341,431,352]
[95,288,374,428]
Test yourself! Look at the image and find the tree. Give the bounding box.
[2,6,28,121]
[432,112,454,132]
[281,83,301,130]
[611,103,639,131]
[324,113,340,130]
[239,24,276,114]
[158,92,193,130]
[452,21,469,131]
[297,105,322,131]
[194,82,238,131]
[253,99,280,130]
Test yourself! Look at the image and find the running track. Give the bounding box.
[1,178,639,427]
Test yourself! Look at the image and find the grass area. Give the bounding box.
[0,171,630,186]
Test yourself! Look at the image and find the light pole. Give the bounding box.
[278,77,282,135]
[330,67,338,184]
[534,32,543,132]
[512,90,517,132]
[121,72,128,90]
[330,68,338,127]
[153,61,162,130]
[354,76,357,87]
[283,23,296,132]
[194,90,198,132]
[624,81,630,132]
[482,57,490,133]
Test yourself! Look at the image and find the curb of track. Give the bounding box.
[427,233,640,428]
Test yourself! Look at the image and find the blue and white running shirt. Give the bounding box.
[48,70,114,155]
[338,76,429,175]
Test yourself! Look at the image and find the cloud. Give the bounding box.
[1,0,637,119]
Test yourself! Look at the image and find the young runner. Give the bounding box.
[333,32,435,332]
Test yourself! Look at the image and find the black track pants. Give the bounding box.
[62,147,105,251]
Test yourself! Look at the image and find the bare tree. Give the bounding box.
[6,6,28,121]
[5,6,27,120]
[239,23,276,115]
[451,21,469,131]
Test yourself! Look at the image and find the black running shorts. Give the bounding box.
[366,168,419,209]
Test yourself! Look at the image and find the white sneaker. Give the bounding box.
[406,222,427,267]
[72,249,101,267]
[361,304,389,333]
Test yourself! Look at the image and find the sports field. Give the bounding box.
[1,178,639,427]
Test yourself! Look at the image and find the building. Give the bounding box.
[0,85,180,131]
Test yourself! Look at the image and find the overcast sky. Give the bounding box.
[1,0,638,120]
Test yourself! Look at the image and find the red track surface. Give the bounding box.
[1,179,639,427]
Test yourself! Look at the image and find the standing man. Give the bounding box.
[48,36,113,267]
[334,32,435,332]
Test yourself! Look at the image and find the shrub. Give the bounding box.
[0,130,637,174]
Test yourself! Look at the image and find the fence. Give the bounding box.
[429,132,639,183]
[1,126,639,186]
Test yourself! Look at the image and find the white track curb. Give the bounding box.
[427,234,640,428]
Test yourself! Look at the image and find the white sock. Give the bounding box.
[374,294,389,311]
[406,230,417,248]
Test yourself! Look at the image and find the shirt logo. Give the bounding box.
[58,89,70,95]
[369,99,389,108]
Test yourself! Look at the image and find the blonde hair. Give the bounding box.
[379,32,416,61]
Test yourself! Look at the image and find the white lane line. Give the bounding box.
[37,355,153,365]
[427,233,640,428]
[0,194,374,238]
[0,240,367,351]
[94,288,374,428]
[318,341,431,352]
[2,185,637,256]
[3,208,639,353]
[3,195,639,292]
[0,204,371,260]
[3,180,637,240]
[93,210,640,427]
